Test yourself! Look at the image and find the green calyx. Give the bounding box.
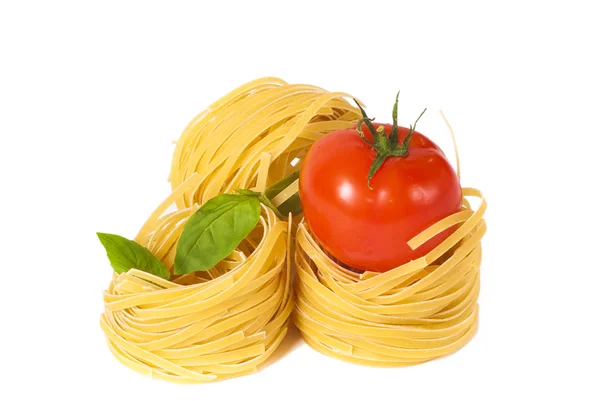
[354,92,427,189]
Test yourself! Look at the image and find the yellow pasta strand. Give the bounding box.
[100,77,363,382]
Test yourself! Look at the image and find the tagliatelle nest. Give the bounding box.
[101,205,293,383]
[294,188,486,366]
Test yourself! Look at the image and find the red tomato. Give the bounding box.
[299,120,461,273]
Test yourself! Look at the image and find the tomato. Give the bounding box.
[299,103,461,273]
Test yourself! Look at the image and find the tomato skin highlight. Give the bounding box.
[299,123,462,273]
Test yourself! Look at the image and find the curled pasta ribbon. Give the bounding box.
[100,77,363,382]
[294,188,486,366]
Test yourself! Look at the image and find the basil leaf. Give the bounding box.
[96,233,170,280]
[264,170,300,200]
[174,194,261,274]
[278,193,303,216]
[234,188,260,196]
[264,170,303,216]
[234,188,284,219]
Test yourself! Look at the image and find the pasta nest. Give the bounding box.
[101,204,294,383]
[100,77,363,382]
[294,188,487,366]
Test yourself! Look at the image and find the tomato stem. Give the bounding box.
[392,107,427,157]
[389,91,400,145]
[367,154,387,190]
[356,116,376,146]
[354,95,427,189]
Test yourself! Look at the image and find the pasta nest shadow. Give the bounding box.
[293,188,487,366]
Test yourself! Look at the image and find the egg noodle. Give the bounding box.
[100,77,363,382]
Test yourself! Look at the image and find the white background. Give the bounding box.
[1,1,599,400]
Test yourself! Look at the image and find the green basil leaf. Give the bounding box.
[96,233,170,280]
[278,193,303,216]
[174,194,261,274]
[234,188,260,197]
[264,170,303,217]
[264,170,300,200]
[235,188,284,219]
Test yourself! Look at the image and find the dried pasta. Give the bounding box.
[100,77,363,382]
